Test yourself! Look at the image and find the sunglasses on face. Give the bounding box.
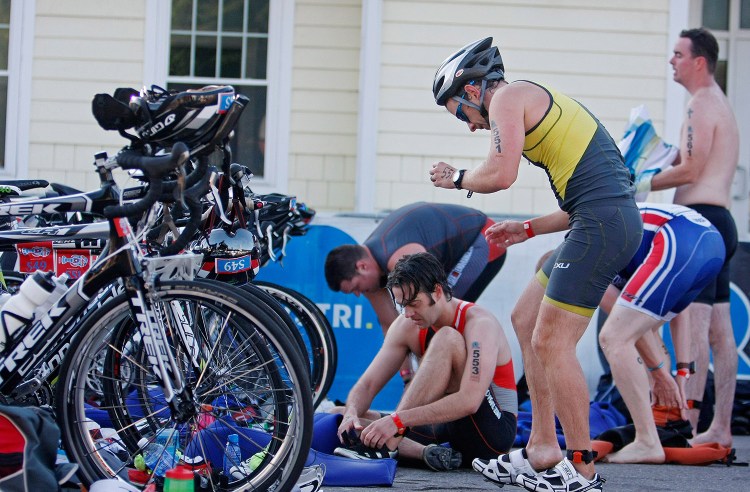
[455,100,470,123]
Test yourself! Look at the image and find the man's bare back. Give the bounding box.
[673,84,740,207]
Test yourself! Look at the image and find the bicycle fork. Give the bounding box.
[126,283,195,422]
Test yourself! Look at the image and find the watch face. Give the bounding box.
[452,170,461,183]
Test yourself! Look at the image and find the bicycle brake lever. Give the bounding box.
[254,208,263,237]
[281,224,292,258]
[265,224,277,262]
[172,163,187,208]
[207,171,232,225]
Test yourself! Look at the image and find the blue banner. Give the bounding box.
[255,225,404,409]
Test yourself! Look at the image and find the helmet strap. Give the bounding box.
[478,79,489,118]
[452,80,490,118]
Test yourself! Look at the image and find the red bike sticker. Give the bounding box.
[16,241,54,273]
[55,249,92,279]
[114,217,132,237]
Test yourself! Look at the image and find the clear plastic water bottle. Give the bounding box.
[139,428,178,478]
[152,428,179,478]
[0,271,57,353]
[223,433,242,477]
[137,437,165,472]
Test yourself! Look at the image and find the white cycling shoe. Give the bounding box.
[472,448,537,486]
[515,458,605,492]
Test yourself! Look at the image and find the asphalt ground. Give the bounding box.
[324,435,750,492]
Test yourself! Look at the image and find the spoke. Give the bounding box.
[195,307,234,389]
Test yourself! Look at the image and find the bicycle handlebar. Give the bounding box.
[116,142,190,178]
[102,142,189,219]
[159,169,210,256]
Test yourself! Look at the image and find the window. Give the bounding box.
[0,0,10,169]
[168,0,269,177]
[702,0,730,30]
[742,0,750,28]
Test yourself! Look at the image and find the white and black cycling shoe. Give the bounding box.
[423,444,462,471]
[294,464,326,492]
[473,448,537,486]
[515,458,605,492]
[333,442,398,460]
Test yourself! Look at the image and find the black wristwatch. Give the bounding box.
[452,169,466,190]
[676,361,696,374]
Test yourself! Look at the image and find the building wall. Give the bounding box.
[287,0,361,212]
[26,0,146,191]
[19,0,677,214]
[375,0,674,216]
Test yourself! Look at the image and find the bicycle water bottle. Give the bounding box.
[0,271,56,353]
[34,272,69,316]
[164,466,194,492]
[223,433,242,478]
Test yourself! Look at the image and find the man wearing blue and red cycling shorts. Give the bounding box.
[597,203,724,463]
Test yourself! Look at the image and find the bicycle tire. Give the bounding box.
[56,280,312,492]
[1,270,25,294]
[239,283,311,380]
[253,281,337,409]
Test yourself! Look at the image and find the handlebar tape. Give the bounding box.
[158,170,210,256]
[102,142,189,219]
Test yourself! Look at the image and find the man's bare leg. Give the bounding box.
[599,307,664,463]
[672,303,712,432]
[692,302,736,448]
[510,280,564,471]
[532,301,596,479]
[387,327,467,456]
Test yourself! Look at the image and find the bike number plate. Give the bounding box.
[55,249,92,279]
[16,241,54,273]
[215,255,257,274]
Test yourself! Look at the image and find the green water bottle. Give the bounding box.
[164,466,194,492]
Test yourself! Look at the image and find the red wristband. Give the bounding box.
[391,413,407,436]
[523,220,535,238]
[676,368,691,379]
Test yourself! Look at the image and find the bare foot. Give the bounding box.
[690,429,732,449]
[602,441,665,464]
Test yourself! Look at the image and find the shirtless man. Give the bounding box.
[642,27,740,447]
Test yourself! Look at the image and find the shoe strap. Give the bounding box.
[566,449,598,464]
[508,448,534,475]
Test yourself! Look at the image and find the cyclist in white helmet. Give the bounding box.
[430,37,643,492]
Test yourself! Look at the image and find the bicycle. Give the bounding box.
[0,141,312,491]
[197,163,338,409]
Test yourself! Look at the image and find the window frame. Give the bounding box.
[144,0,293,194]
[1,0,34,178]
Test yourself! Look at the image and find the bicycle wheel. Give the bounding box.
[1,270,25,293]
[239,283,311,380]
[253,281,337,409]
[56,280,312,492]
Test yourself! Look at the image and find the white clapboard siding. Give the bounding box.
[376,0,671,216]
[28,0,146,190]
[288,0,362,211]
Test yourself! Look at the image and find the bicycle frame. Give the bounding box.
[0,152,196,418]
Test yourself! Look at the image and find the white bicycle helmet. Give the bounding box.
[432,37,505,106]
[130,85,236,149]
